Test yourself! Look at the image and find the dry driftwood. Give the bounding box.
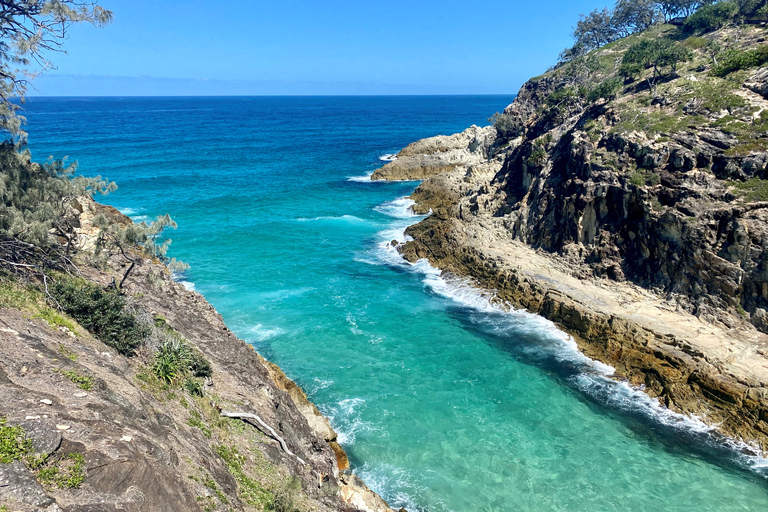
[221,410,306,465]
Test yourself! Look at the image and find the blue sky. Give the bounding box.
[32,0,611,96]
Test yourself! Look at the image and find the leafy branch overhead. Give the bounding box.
[0,1,113,139]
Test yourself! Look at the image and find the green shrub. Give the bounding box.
[729,177,768,201]
[152,339,191,384]
[189,350,212,378]
[587,77,624,102]
[0,418,32,463]
[57,369,93,391]
[684,1,739,34]
[711,45,768,77]
[183,377,205,397]
[50,277,148,356]
[38,453,86,489]
[527,143,547,167]
[489,112,524,139]
[682,36,709,50]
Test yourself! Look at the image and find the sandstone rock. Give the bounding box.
[371,126,497,181]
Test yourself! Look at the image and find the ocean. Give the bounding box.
[23,95,768,511]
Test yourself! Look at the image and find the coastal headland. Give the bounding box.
[372,22,768,451]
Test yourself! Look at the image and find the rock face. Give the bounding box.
[371,125,497,181]
[375,25,768,449]
[0,212,395,512]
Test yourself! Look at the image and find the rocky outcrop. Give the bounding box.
[374,24,768,450]
[398,215,768,448]
[0,206,395,512]
[371,125,497,181]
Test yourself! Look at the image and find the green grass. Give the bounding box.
[728,178,768,202]
[56,369,93,391]
[0,418,32,463]
[32,308,79,334]
[0,279,79,333]
[58,343,78,361]
[37,453,86,489]
[203,477,229,504]
[215,444,274,509]
[187,410,212,439]
[614,108,706,136]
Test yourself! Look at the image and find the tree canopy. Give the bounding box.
[619,39,692,94]
[0,1,113,139]
[565,0,749,59]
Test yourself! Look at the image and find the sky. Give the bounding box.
[31,0,612,96]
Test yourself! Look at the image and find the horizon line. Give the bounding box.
[22,93,517,99]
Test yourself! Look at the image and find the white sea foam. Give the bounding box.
[374,197,421,219]
[118,207,138,215]
[309,378,334,395]
[170,270,196,292]
[379,153,398,162]
[296,214,368,223]
[346,313,364,335]
[355,462,427,512]
[322,397,380,445]
[240,323,285,343]
[179,281,196,291]
[348,172,374,182]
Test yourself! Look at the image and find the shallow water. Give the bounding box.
[24,96,768,511]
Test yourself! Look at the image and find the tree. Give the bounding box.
[613,0,659,36]
[0,1,112,140]
[95,214,188,290]
[735,0,768,16]
[620,39,692,95]
[656,0,714,21]
[0,2,119,282]
[683,1,739,33]
[574,8,619,52]
[0,144,114,246]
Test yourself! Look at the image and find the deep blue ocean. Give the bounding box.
[22,96,768,511]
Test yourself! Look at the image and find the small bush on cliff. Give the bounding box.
[711,45,768,76]
[50,277,148,356]
[683,1,739,33]
[527,143,548,168]
[489,112,524,139]
[152,339,192,384]
[588,77,625,102]
[150,317,212,385]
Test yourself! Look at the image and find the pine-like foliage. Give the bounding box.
[0,1,112,140]
[0,144,115,247]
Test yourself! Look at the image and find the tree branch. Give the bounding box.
[221,411,307,465]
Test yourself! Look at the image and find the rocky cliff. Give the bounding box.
[0,200,396,512]
[376,23,768,450]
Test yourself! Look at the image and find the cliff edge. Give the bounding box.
[0,199,396,512]
[375,23,768,450]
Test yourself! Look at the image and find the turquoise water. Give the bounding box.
[23,96,768,511]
